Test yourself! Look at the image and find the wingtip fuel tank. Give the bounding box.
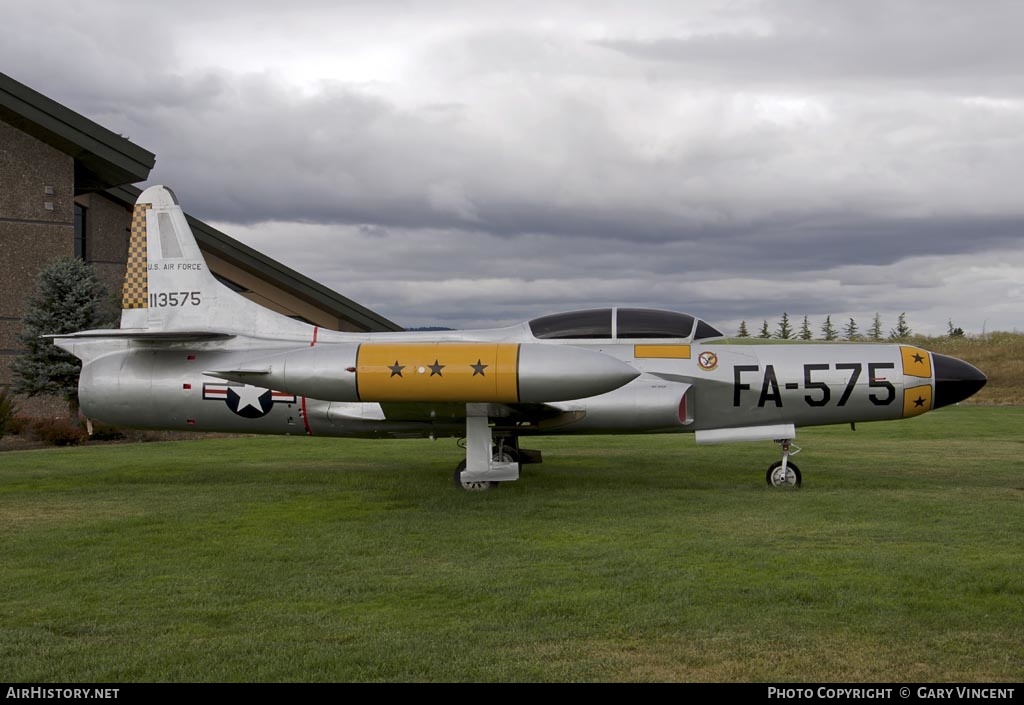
[207,342,639,404]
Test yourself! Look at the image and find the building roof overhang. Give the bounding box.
[0,72,155,191]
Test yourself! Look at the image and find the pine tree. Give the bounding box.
[799,315,812,341]
[889,312,912,340]
[775,312,793,340]
[736,321,750,338]
[11,258,117,417]
[843,317,859,341]
[758,320,771,339]
[868,313,883,341]
[821,315,838,341]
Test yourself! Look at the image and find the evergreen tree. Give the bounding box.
[799,315,813,341]
[843,317,859,341]
[11,258,117,417]
[775,312,793,340]
[889,312,912,340]
[736,320,750,338]
[868,313,883,341]
[821,315,838,341]
[758,320,772,339]
[0,387,18,441]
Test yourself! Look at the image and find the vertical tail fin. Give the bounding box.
[119,185,312,339]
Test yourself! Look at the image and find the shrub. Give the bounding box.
[88,421,126,441]
[0,387,19,440]
[29,417,89,446]
[7,415,30,436]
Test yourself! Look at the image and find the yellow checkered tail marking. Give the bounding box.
[121,203,151,309]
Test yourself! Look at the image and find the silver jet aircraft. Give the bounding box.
[54,186,987,490]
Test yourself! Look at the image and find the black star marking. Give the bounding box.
[471,359,488,376]
[389,360,405,378]
[913,396,926,408]
[429,359,445,377]
[912,353,925,364]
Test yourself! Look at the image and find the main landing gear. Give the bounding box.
[454,444,520,492]
[766,438,802,488]
[453,413,521,492]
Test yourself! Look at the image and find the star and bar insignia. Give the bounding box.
[203,383,296,419]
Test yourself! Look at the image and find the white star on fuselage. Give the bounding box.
[233,384,267,413]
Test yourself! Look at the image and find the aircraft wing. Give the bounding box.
[320,400,587,435]
[376,401,570,426]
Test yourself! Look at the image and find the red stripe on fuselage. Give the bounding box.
[301,396,313,436]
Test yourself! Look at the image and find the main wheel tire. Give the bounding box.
[766,460,802,488]
[453,459,499,492]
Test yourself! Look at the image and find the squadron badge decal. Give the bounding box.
[698,351,719,371]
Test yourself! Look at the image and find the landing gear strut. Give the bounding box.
[453,412,521,491]
[766,439,802,488]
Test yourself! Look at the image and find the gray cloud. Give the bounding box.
[598,1,1024,91]
[2,0,1022,333]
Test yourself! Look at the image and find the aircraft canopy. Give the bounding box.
[529,308,723,341]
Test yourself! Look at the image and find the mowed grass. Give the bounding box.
[922,332,1024,406]
[1,406,1021,682]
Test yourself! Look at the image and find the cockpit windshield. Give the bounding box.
[616,308,694,339]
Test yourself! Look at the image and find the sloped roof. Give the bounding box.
[0,72,155,191]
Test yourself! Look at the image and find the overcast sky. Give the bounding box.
[4,0,1023,333]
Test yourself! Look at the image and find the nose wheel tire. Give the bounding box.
[767,460,801,488]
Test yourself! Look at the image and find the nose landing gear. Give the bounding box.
[767,439,802,488]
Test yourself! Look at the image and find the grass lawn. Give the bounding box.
[1,405,1021,682]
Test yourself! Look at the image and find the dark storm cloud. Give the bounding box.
[67,69,1022,273]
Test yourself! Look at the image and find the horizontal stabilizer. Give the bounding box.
[49,329,233,341]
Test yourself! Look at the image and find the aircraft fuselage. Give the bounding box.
[74,334,983,441]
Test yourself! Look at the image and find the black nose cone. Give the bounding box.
[932,353,987,409]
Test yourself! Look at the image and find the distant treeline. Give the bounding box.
[734,312,966,341]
